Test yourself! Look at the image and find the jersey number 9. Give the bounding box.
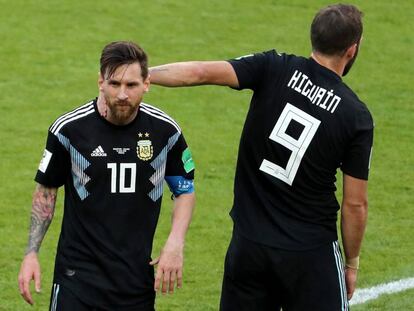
[259,103,320,186]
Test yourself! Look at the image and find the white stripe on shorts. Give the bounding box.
[333,241,349,311]
[50,283,60,311]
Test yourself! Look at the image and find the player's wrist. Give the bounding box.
[345,256,359,270]
[24,249,39,257]
[165,234,185,249]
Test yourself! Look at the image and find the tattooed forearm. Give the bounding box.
[25,184,58,255]
[149,67,170,73]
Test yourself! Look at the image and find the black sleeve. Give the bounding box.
[227,50,282,91]
[35,131,71,187]
[341,110,374,180]
[165,132,195,180]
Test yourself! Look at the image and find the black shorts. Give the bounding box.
[220,231,349,311]
[49,283,155,311]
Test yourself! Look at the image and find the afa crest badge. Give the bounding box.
[137,139,153,161]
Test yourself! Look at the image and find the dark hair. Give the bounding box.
[311,4,363,55]
[100,41,148,79]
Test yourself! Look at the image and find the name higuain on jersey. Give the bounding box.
[287,70,342,114]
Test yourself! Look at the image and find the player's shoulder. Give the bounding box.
[341,84,371,112]
[268,49,307,62]
[48,99,95,135]
[337,84,373,126]
[266,50,311,75]
[139,102,182,134]
[231,49,292,65]
[244,49,307,77]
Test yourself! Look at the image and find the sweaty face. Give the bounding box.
[343,43,360,77]
[99,63,149,125]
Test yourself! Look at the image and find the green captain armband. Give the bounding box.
[182,147,195,173]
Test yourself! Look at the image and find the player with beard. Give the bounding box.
[147,4,373,310]
[18,41,196,310]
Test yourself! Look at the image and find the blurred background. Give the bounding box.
[0,1,413,310]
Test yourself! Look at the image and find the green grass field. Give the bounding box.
[0,0,413,310]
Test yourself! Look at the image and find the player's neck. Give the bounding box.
[310,52,345,77]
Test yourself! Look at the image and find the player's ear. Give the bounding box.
[346,43,357,59]
[143,75,150,93]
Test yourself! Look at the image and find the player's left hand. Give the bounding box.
[150,239,184,294]
[345,267,358,300]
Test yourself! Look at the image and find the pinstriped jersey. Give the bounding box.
[35,99,194,308]
[228,50,373,250]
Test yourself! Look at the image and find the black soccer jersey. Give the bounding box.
[228,50,373,250]
[35,99,195,308]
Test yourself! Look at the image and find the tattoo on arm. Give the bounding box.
[149,67,169,73]
[25,184,58,255]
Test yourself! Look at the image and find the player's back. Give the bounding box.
[229,51,373,250]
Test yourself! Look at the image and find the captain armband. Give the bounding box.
[165,176,194,198]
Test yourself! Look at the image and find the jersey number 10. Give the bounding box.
[107,163,137,193]
[259,103,320,186]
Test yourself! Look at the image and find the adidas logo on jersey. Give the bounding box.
[91,146,107,157]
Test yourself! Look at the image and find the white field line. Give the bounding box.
[350,277,414,305]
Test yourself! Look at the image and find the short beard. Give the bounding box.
[110,104,135,122]
[106,97,139,125]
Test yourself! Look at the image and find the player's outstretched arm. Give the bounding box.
[340,174,368,300]
[150,192,195,294]
[149,61,239,88]
[18,183,58,305]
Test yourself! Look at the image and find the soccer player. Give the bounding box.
[18,41,195,310]
[148,4,373,310]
